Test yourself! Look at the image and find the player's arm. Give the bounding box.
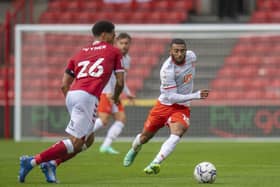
[61,64,75,97]
[112,71,124,104]
[166,89,210,104]
[61,73,74,97]
[123,71,136,100]
[161,64,209,104]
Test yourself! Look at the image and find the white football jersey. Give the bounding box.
[102,54,131,94]
[158,50,197,106]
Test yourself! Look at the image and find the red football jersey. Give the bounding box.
[66,41,124,98]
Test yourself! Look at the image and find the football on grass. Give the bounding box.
[193,161,217,183]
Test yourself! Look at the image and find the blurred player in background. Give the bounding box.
[93,32,135,154]
[123,38,210,174]
[18,20,124,183]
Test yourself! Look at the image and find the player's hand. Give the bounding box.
[106,93,114,104]
[113,97,121,105]
[200,89,210,99]
[111,94,121,105]
[127,94,136,105]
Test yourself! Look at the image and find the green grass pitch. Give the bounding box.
[0,140,279,187]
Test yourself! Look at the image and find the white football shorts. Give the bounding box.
[65,90,98,138]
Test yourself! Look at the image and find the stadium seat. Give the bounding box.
[263,56,280,65]
[225,91,243,100]
[264,90,278,99]
[74,12,93,23]
[217,67,239,78]
[129,12,146,23]
[243,90,262,99]
[250,11,269,23]
[39,12,60,23]
[112,12,130,23]
[231,78,249,90]
[58,12,75,23]
[211,79,231,89]
[65,0,84,11]
[135,1,155,12]
[84,1,103,12]
[47,0,67,12]
[154,0,174,11]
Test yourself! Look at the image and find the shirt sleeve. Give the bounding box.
[187,50,197,62]
[65,58,75,77]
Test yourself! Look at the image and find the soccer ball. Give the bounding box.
[193,161,217,183]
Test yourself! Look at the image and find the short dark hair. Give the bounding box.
[116,32,131,41]
[170,38,186,47]
[91,20,115,37]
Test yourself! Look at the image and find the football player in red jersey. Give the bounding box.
[18,20,124,183]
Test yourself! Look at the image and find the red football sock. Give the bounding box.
[55,152,77,166]
[34,140,69,165]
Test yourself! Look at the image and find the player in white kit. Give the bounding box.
[123,38,210,174]
[93,32,135,154]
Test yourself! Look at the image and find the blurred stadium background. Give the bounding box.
[0,0,280,141]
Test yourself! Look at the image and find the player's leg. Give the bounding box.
[40,132,95,183]
[19,91,97,183]
[144,110,190,175]
[19,135,84,183]
[93,93,112,132]
[100,107,125,154]
[93,113,110,132]
[38,123,95,183]
[44,131,95,170]
[124,102,165,167]
[123,129,155,167]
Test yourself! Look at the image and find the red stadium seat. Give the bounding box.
[172,0,193,11]
[249,78,269,89]
[271,79,280,89]
[57,12,75,23]
[112,12,130,23]
[264,90,278,99]
[65,1,84,11]
[47,0,67,11]
[145,12,162,23]
[217,67,239,78]
[135,1,156,12]
[232,44,252,55]
[250,11,269,23]
[231,78,250,90]
[129,12,146,23]
[126,78,143,91]
[39,12,60,23]
[84,1,103,11]
[74,12,92,23]
[225,91,244,100]
[211,79,231,89]
[243,90,262,99]
[263,56,280,65]
[207,90,226,100]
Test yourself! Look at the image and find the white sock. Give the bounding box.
[93,118,104,132]
[82,144,88,151]
[101,121,124,147]
[152,134,180,164]
[132,133,142,152]
[30,159,37,167]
